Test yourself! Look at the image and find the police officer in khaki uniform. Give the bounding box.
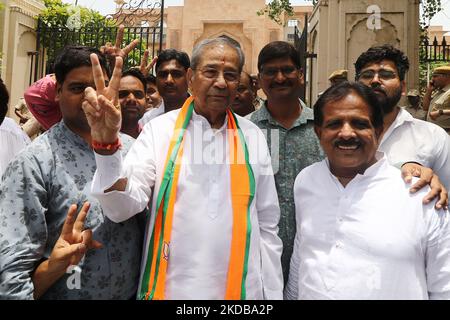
[404,89,426,120]
[424,65,450,133]
[328,69,348,86]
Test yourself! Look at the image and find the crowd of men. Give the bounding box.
[0,26,450,300]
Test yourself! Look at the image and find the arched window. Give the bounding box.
[218,35,241,49]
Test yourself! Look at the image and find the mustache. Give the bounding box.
[370,84,386,95]
[122,102,140,109]
[333,138,362,148]
[270,81,292,88]
[163,84,177,89]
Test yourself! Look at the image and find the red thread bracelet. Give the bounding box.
[92,138,122,151]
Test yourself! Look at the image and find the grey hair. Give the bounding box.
[191,37,245,72]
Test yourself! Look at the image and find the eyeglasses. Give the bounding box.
[118,90,145,99]
[357,69,397,81]
[196,68,240,83]
[260,66,299,79]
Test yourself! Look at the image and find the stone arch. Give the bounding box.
[346,17,400,81]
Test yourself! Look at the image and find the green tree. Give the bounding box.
[38,0,116,64]
[257,0,294,25]
[257,0,318,25]
[419,0,445,92]
[39,0,109,28]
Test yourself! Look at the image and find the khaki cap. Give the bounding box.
[407,89,420,97]
[432,65,450,75]
[328,69,348,81]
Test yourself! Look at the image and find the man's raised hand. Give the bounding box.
[32,202,103,299]
[48,202,102,273]
[82,53,123,144]
[100,25,140,61]
[139,49,158,77]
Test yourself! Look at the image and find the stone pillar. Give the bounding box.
[308,0,420,106]
[0,0,45,118]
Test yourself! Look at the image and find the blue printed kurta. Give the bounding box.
[0,121,144,299]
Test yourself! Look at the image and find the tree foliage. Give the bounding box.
[39,0,110,28]
[38,0,117,72]
[419,0,444,91]
[420,0,442,28]
[257,0,295,26]
[257,1,318,25]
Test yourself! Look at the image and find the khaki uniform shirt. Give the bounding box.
[427,84,450,131]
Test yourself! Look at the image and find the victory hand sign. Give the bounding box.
[82,54,124,148]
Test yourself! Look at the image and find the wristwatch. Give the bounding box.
[439,109,444,116]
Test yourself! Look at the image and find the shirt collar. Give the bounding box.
[55,120,92,151]
[191,108,229,132]
[442,84,450,92]
[325,151,389,186]
[380,107,413,145]
[251,98,313,128]
[393,106,414,125]
[152,99,166,115]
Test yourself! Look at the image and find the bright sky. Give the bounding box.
[62,0,450,31]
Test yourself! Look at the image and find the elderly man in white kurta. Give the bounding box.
[286,82,450,300]
[82,38,283,300]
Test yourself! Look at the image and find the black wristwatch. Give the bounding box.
[439,109,444,116]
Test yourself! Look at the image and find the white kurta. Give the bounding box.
[0,117,31,177]
[91,109,283,300]
[138,99,165,127]
[285,154,450,300]
[379,107,450,189]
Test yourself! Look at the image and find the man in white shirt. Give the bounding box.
[0,78,30,176]
[118,68,147,139]
[355,45,450,195]
[286,82,450,300]
[82,37,283,300]
[139,49,190,126]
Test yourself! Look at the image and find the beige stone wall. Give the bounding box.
[0,0,44,118]
[427,25,450,43]
[120,2,312,75]
[308,0,420,106]
[163,0,312,75]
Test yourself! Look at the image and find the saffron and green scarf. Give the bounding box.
[138,96,255,300]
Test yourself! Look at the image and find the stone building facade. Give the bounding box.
[0,0,44,117]
[307,0,420,105]
[117,0,312,75]
[427,25,450,43]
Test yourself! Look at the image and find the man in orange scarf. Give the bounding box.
[82,37,283,300]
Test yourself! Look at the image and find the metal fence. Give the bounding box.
[292,16,317,104]
[421,36,450,62]
[293,24,307,102]
[30,20,162,84]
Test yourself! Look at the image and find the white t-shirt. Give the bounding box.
[0,117,31,176]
